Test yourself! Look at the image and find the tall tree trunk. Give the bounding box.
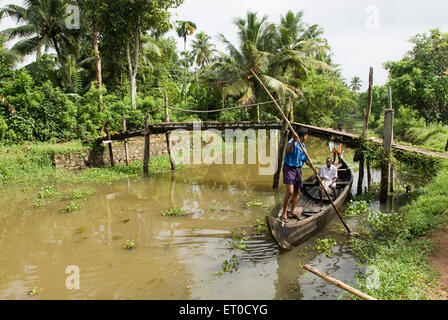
[92,21,103,112]
[36,44,42,60]
[126,19,140,110]
[52,37,75,93]
[184,37,187,107]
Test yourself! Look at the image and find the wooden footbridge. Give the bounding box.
[98,119,447,161]
[95,90,447,203]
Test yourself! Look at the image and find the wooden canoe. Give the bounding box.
[266,159,354,249]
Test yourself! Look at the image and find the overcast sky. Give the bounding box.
[2,0,448,90]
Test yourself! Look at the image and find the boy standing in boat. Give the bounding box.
[329,123,345,164]
[280,128,317,222]
[318,157,338,205]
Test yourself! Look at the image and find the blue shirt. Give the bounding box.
[284,139,308,168]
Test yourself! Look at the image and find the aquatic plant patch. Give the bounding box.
[69,189,96,200]
[253,217,269,235]
[315,238,338,257]
[162,206,187,217]
[344,200,370,218]
[123,240,135,249]
[63,201,80,213]
[228,231,249,250]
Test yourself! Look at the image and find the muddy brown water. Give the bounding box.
[0,137,418,299]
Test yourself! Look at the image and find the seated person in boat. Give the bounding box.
[318,157,338,204]
[280,128,318,222]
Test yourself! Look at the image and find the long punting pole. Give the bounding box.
[250,69,351,235]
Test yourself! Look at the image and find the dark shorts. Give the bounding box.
[283,163,303,190]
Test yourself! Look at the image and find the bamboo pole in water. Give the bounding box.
[303,265,377,300]
[250,69,351,235]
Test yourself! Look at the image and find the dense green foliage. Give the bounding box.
[385,29,448,124]
[1,2,359,145]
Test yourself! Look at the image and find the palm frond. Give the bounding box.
[0,25,36,40]
[10,36,40,55]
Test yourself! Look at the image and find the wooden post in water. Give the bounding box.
[380,86,394,203]
[366,160,372,189]
[273,120,288,189]
[357,152,365,195]
[389,163,395,193]
[359,67,374,194]
[105,126,115,167]
[362,67,374,138]
[162,89,176,170]
[122,118,129,166]
[143,115,151,176]
[273,100,293,189]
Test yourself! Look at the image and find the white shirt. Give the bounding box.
[320,164,338,181]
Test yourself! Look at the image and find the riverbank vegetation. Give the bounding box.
[349,161,448,299]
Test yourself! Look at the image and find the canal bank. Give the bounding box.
[347,162,448,300]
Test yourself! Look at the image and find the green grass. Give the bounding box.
[349,161,448,299]
[400,124,448,152]
[0,142,182,186]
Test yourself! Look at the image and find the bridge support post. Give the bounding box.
[105,127,115,167]
[273,120,288,188]
[143,116,151,176]
[366,159,372,189]
[389,163,395,193]
[163,90,176,170]
[356,152,364,195]
[380,86,394,204]
[122,118,129,166]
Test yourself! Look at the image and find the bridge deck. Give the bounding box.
[97,120,447,159]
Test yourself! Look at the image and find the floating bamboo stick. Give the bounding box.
[303,265,377,300]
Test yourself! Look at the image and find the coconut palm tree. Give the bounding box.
[206,12,299,121]
[273,10,330,80]
[139,34,162,82]
[191,31,215,87]
[191,31,215,68]
[0,0,76,92]
[176,20,197,107]
[350,76,362,92]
